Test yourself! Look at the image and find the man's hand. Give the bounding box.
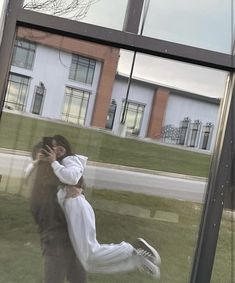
[66,187,83,198]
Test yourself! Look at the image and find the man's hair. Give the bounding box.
[31,141,43,160]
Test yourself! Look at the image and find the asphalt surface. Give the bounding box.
[0,148,207,203]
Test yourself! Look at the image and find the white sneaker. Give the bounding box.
[137,251,160,280]
[134,238,161,266]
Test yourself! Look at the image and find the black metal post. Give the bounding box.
[190,75,235,283]
[0,0,24,117]
[123,0,144,34]
[121,0,149,124]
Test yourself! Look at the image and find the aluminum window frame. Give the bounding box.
[0,1,234,282]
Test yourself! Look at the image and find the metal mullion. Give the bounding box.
[190,74,235,283]
[17,8,234,72]
[0,0,24,117]
[122,0,144,33]
[0,1,234,282]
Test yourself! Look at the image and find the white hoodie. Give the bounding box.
[51,154,88,185]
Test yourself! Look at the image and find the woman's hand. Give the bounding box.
[41,145,57,163]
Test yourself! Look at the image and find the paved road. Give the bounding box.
[0,152,207,203]
[84,166,206,203]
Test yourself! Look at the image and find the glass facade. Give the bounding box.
[0,1,234,283]
[23,0,129,30]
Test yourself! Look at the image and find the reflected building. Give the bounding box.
[4,27,219,151]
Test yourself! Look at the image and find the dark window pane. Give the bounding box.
[69,55,96,84]
[12,39,36,69]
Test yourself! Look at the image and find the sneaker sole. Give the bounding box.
[142,257,161,280]
[137,238,161,266]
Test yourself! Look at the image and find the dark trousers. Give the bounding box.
[43,241,86,283]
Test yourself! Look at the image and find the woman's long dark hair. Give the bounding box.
[52,135,73,160]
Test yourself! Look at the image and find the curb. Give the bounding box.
[0,147,207,182]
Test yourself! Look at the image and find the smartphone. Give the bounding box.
[42,137,53,155]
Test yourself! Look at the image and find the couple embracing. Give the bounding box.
[26,135,161,283]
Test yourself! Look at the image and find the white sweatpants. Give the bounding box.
[57,189,141,274]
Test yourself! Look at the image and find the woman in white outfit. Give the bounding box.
[43,135,161,279]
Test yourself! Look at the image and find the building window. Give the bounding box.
[69,54,96,84]
[61,87,90,125]
[201,123,213,150]
[32,83,45,115]
[4,73,30,111]
[178,117,190,145]
[189,120,201,147]
[12,38,36,69]
[105,99,117,130]
[121,101,145,136]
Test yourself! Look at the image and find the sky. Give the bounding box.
[0,0,234,98]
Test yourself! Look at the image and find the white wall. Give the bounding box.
[111,78,155,138]
[11,43,101,125]
[111,78,219,150]
[164,93,219,150]
[164,94,219,126]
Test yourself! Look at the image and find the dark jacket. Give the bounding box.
[27,161,69,245]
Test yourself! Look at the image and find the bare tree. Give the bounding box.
[23,0,99,20]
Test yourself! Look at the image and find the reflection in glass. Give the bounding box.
[189,120,201,148]
[23,0,128,30]
[178,117,190,145]
[120,100,145,136]
[0,28,232,283]
[5,73,30,111]
[61,87,90,125]
[31,83,45,115]
[69,55,96,85]
[32,92,43,114]
[117,50,226,151]
[201,123,214,150]
[211,206,235,282]
[106,99,117,130]
[12,38,36,69]
[142,0,233,54]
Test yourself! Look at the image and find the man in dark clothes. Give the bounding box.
[25,142,86,283]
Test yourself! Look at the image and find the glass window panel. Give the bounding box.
[121,101,145,136]
[4,73,30,111]
[142,0,233,54]
[211,191,235,282]
[23,0,128,30]
[62,87,90,126]
[76,64,88,83]
[0,27,232,283]
[12,39,36,69]
[69,55,96,85]
[62,95,70,115]
[32,93,43,114]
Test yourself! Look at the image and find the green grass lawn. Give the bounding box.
[0,112,211,177]
[0,191,233,283]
